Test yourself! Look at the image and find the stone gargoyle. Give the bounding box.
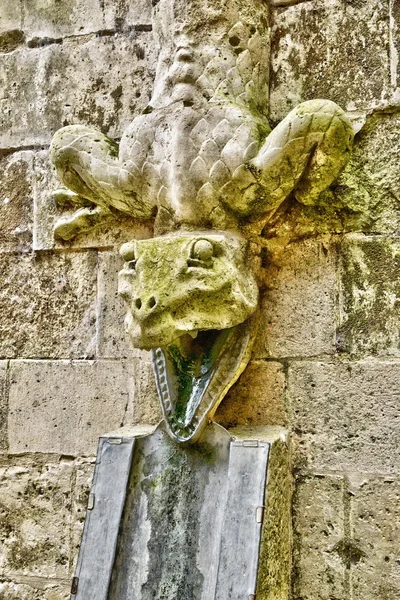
[49,0,354,443]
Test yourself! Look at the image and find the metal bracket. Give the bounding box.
[256,506,265,524]
[87,493,95,510]
[71,577,79,595]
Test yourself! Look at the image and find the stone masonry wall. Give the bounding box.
[267,1,400,599]
[0,1,399,599]
[0,2,157,597]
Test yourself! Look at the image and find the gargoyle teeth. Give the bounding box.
[151,317,257,443]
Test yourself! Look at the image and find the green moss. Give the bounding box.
[256,438,291,600]
[166,344,197,422]
[166,329,230,424]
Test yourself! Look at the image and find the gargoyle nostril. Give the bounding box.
[148,296,157,309]
[135,298,142,310]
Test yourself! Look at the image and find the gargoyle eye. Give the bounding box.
[120,242,136,270]
[191,239,214,262]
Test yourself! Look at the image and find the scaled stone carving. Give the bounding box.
[50,0,354,443]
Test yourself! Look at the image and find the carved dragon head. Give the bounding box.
[118,231,259,442]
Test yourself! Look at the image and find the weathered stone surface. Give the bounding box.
[350,476,400,599]
[119,232,259,349]
[33,150,153,251]
[0,251,97,359]
[0,362,8,452]
[349,113,400,234]
[32,151,59,251]
[0,32,156,148]
[292,475,346,600]
[391,0,400,94]
[8,360,134,455]
[22,0,105,39]
[0,151,33,253]
[104,0,153,30]
[0,581,69,600]
[311,112,400,237]
[0,29,25,53]
[270,0,391,122]
[0,462,72,579]
[0,5,22,33]
[130,357,162,425]
[254,238,336,359]
[288,361,400,473]
[338,236,400,357]
[256,112,400,252]
[215,361,286,427]
[71,460,95,572]
[256,434,291,600]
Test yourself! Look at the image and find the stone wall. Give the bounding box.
[0,1,399,599]
[268,1,400,598]
[0,2,157,597]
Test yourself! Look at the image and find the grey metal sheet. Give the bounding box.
[107,423,233,600]
[71,424,271,599]
[71,436,135,600]
[215,439,270,599]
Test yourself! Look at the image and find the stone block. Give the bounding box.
[338,236,400,357]
[0,362,8,452]
[0,581,69,600]
[350,476,400,599]
[0,251,97,359]
[0,31,156,148]
[103,0,153,30]
[254,239,336,359]
[8,360,134,456]
[288,360,400,473]
[215,361,287,427]
[0,151,33,253]
[292,474,346,600]
[22,0,105,39]
[0,461,73,579]
[270,0,391,122]
[33,150,153,251]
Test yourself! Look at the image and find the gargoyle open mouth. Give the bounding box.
[152,315,257,444]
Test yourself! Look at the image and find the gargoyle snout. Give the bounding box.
[132,295,158,320]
